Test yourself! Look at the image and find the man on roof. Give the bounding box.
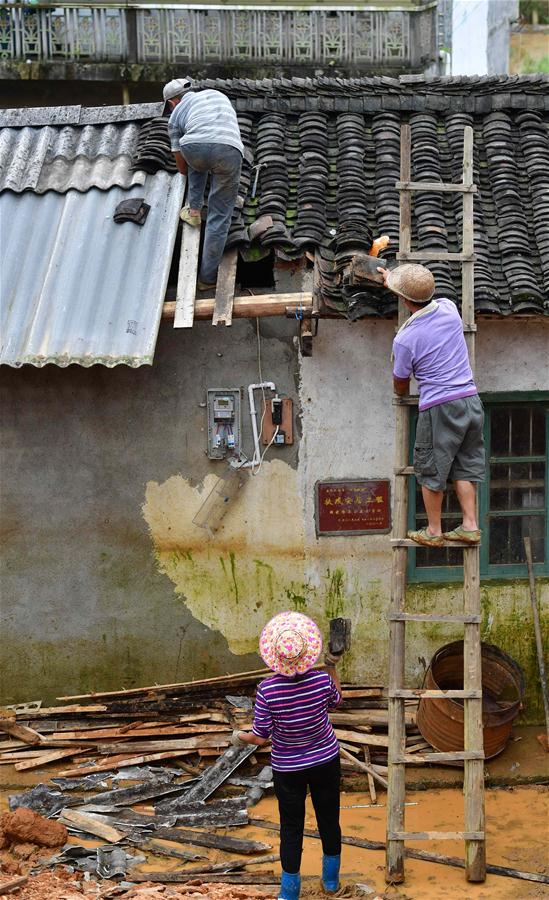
[163,77,244,291]
[378,263,485,547]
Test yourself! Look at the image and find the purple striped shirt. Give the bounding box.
[252,670,341,772]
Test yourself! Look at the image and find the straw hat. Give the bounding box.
[259,611,323,677]
[385,264,435,304]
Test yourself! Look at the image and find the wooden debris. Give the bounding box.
[58,667,270,702]
[0,719,43,744]
[133,853,279,881]
[14,746,88,771]
[339,747,388,790]
[131,873,278,885]
[58,749,194,776]
[212,248,238,326]
[144,839,206,862]
[0,875,29,893]
[150,826,271,855]
[7,669,411,782]
[59,808,125,843]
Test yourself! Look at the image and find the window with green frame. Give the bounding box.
[407,393,549,582]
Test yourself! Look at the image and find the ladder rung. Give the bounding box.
[392,396,419,406]
[394,466,415,475]
[389,613,481,624]
[395,180,477,195]
[389,689,482,699]
[397,251,476,262]
[388,831,484,841]
[393,751,484,763]
[391,539,478,549]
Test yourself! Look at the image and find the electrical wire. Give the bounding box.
[251,315,279,476]
[252,425,280,476]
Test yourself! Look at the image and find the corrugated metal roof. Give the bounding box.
[0,123,146,193]
[0,172,184,368]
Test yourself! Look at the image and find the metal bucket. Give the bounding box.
[417,641,525,759]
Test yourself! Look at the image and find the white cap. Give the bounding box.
[162,77,193,101]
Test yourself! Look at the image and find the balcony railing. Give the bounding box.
[0,4,437,69]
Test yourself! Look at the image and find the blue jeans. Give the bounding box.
[180,142,242,284]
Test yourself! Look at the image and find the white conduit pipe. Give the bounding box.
[242,381,276,468]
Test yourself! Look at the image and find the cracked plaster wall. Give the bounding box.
[0,304,548,717]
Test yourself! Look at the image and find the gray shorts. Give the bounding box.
[414,395,485,492]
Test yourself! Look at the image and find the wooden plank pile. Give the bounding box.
[0,668,429,786]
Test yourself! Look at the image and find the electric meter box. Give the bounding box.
[213,395,235,423]
[207,388,242,459]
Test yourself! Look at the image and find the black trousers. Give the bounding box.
[273,756,341,874]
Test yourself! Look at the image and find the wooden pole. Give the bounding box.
[524,536,549,749]
[463,546,486,882]
[386,123,412,885]
[461,126,476,370]
[460,124,485,883]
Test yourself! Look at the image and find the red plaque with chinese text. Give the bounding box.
[315,479,391,536]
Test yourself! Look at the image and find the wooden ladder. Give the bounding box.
[386,124,486,884]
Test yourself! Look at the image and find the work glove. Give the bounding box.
[231,729,248,748]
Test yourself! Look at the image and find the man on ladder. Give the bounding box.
[378,262,485,548]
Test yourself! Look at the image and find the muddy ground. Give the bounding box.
[1,785,548,900]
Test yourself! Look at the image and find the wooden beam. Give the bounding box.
[163,292,313,321]
[174,222,201,329]
[212,249,238,326]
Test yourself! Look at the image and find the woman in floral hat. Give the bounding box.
[234,611,346,900]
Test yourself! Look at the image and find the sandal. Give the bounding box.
[180,206,201,227]
[407,528,444,547]
[443,525,481,544]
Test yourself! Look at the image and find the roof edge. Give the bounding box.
[0,102,165,129]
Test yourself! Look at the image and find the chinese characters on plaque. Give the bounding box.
[315,479,391,536]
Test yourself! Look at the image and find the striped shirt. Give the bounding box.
[168,89,244,156]
[252,670,341,772]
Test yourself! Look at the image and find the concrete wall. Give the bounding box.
[1,313,548,720]
[451,0,518,76]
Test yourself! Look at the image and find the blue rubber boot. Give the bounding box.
[278,870,301,900]
[322,854,341,893]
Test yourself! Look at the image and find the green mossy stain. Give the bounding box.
[285,581,315,612]
[229,552,240,604]
[324,566,346,619]
[254,559,274,603]
[218,554,240,604]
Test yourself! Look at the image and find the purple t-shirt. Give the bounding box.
[252,670,341,772]
[392,298,477,411]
